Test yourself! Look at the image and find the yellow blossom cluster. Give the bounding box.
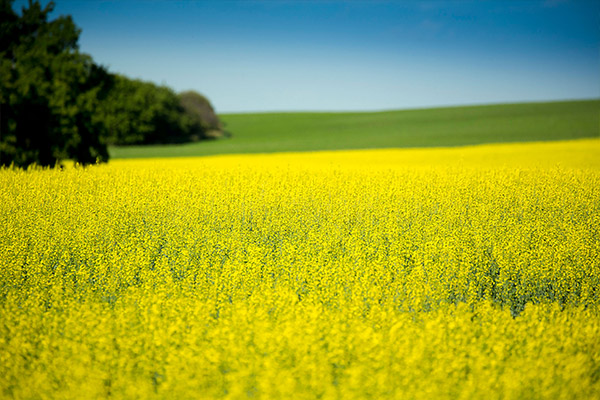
[1,139,599,399]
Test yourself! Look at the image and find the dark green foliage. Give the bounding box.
[0,0,222,163]
[97,75,193,145]
[0,0,111,167]
[97,82,226,145]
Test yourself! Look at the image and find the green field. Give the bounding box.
[109,100,599,159]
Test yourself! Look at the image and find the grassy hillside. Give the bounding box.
[109,100,599,159]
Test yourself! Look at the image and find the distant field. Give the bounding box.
[109,100,599,159]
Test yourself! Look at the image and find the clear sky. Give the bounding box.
[15,0,600,113]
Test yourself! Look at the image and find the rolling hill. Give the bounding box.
[109,100,599,159]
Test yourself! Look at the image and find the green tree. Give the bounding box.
[0,0,111,168]
[97,75,191,145]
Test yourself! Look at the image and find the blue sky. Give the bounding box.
[16,0,600,113]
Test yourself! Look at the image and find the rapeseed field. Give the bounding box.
[1,139,599,399]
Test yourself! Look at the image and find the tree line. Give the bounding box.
[0,0,224,168]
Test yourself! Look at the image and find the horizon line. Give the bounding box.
[217,97,600,116]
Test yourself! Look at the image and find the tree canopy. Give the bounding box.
[97,80,226,145]
[179,90,225,139]
[0,0,112,167]
[97,75,190,146]
[1,0,225,167]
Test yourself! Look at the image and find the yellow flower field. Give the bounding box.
[1,139,599,399]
